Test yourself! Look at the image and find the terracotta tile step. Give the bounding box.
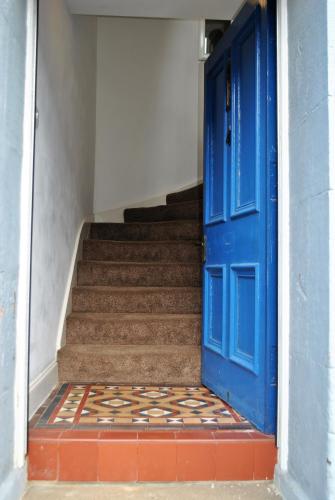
[72,286,202,314]
[78,261,202,287]
[124,200,202,223]
[58,344,201,385]
[166,184,203,205]
[28,428,277,482]
[83,240,202,263]
[66,312,201,345]
[90,221,201,241]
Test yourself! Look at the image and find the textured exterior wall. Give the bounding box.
[94,17,200,215]
[30,1,97,385]
[0,1,28,499]
[277,1,335,499]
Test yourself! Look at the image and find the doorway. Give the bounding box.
[26,0,280,486]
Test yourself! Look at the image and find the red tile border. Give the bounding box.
[138,431,176,440]
[28,426,277,482]
[28,441,58,480]
[100,430,138,440]
[59,441,98,481]
[176,430,215,440]
[253,440,277,480]
[29,429,63,440]
[215,441,254,480]
[177,442,216,481]
[138,442,177,481]
[98,442,138,481]
[60,430,101,440]
[249,430,275,440]
[214,430,254,440]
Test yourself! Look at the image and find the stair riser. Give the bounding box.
[83,241,201,263]
[124,202,202,223]
[58,349,201,385]
[90,222,201,241]
[72,288,202,314]
[78,263,201,287]
[166,185,203,205]
[66,316,201,345]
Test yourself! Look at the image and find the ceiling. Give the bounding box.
[67,0,244,20]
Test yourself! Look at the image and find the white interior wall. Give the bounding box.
[94,17,201,217]
[29,0,97,409]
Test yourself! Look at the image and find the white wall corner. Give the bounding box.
[29,360,58,419]
[56,218,93,350]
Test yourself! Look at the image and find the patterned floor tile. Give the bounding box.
[31,384,251,430]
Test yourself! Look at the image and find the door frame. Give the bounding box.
[14,0,290,477]
[276,0,290,473]
[14,0,38,468]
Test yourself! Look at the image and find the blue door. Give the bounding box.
[202,0,277,434]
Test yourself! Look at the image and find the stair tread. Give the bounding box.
[66,312,201,346]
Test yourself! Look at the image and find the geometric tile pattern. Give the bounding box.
[33,384,251,430]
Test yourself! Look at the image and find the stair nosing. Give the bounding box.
[67,312,202,318]
[73,285,202,291]
[85,240,201,244]
[91,220,201,226]
[59,344,201,350]
[79,260,201,266]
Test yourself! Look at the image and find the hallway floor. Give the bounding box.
[24,481,281,499]
[28,384,276,483]
[30,384,250,430]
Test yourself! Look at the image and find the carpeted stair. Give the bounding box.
[58,184,203,385]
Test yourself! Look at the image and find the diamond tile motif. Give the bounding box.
[178,399,207,408]
[139,407,173,418]
[140,391,167,399]
[103,398,132,407]
[32,384,252,430]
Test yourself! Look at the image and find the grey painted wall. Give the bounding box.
[277,1,335,499]
[0,1,28,499]
[30,1,97,385]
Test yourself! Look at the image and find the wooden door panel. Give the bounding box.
[202,1,277,434]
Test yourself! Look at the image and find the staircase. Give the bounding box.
[58,185,203,385]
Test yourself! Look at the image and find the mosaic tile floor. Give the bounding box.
[32,384,252,430]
